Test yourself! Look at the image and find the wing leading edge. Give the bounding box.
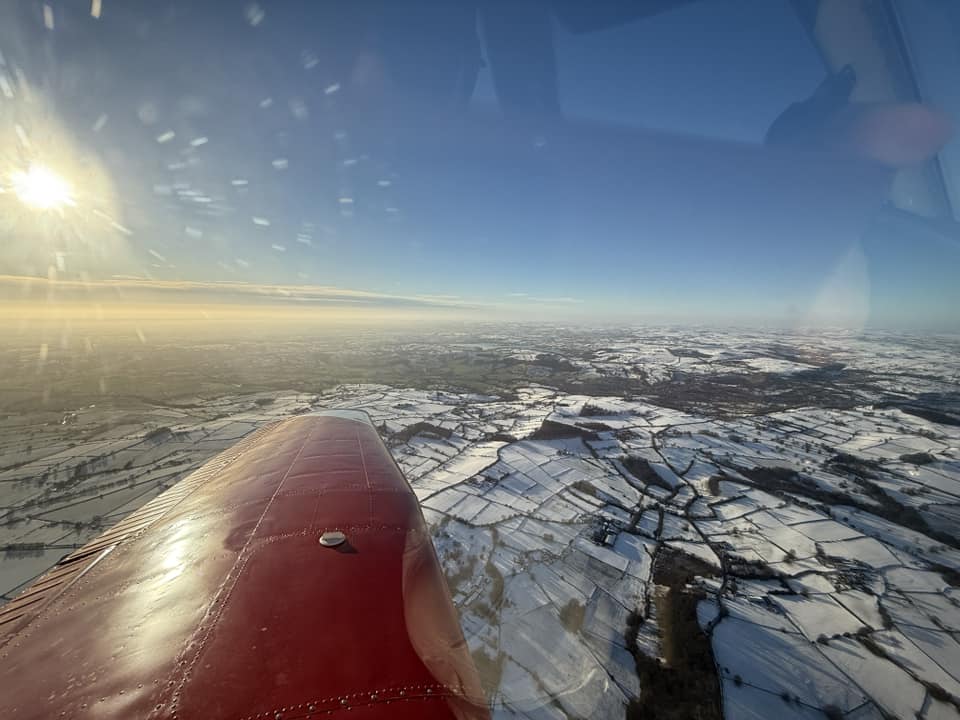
[0,411,489,720]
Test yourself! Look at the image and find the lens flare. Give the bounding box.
[10,164,75,210]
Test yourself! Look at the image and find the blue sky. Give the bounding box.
[2,0,958,329]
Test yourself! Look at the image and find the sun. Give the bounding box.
[10,164,76,210]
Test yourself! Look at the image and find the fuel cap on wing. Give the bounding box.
[319,530,346,547]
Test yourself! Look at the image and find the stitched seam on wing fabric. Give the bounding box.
[167,419,318,715]
[232,684,464,720]
[244,525,410,550]
[357,426,374,523]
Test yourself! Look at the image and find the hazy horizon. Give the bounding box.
[1,272,958,334]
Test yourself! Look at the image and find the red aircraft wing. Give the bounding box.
[0,411,488,720]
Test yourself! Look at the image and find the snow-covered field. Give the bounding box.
[2,328,958,719]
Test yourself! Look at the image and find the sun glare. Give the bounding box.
[10,164,75,210]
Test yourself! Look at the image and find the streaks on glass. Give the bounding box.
[288,98,309,120]
[138,103,159,126]
[244,3,265,28]
[296,223,313,246]
[91,209,131,236]
[301,51,319,72]
[14,124,30,148]
[0,1,413,298]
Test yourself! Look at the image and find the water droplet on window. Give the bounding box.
[138,103,158,125]
[289,98,309,120]
[244,3,265,27]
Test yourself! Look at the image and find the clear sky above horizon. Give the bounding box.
[0,0,958,330]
